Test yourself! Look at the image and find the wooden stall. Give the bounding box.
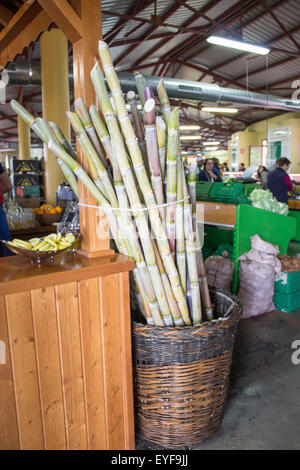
[0,0,135,450]
[0,254,134,450]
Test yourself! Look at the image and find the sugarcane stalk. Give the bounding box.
[10,101,79,198]
[143,98,164,222]
[166,108,178,257]
[48,121,78,160]
[67,111,117,207]
[187,163,213,320]
[96,44,191,325]
[156,116,166,181]
[126,91,151,179]
[134,71,147,108]
[111,140,165,326]
[182,162,202,324]
[144,85,154,101]
[152,241,183,326]
[36,118,79,199]
[157,79,171,125]
[75,98,108,169]
[176,156,186,295]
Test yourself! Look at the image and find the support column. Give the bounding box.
[17,115,31,160]
[72,0,113,257]
[40,28,70,206]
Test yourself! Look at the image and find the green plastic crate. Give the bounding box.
[273,290,300,314]
[15,184,41,197]
[209,182,244,202]
[196,181,214,201]
[202,247,214,260]
[275,270,300,295]
[243,183,258,198]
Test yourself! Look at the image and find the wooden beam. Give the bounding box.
[37,0,83,43]
[72,0,114,258]
[0,1,43,52]
[0,4,14,27]
[0,10,52,67]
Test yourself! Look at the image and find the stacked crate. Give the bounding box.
[10,159,44,199]
[274,270,300,313]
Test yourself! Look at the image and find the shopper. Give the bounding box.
[239,163,246,172]
[222,162,230,172]
[0,162,13,256]
[257,165,269,190]
[267,157,292,204]
[196,156,204,177]
[198,158,222,182]
[212,157,223,177]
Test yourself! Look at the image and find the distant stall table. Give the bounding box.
[10,225,57,240]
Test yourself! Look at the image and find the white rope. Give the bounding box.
[78,195,190,212]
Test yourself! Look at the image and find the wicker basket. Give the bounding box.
[132,288,241,448]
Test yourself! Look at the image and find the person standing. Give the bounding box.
[196,156,204,177]
[257,165,269,190]
[267,157,292,204]
[239,163,246,172]
[0,162,13,256]
[198,158,222,182]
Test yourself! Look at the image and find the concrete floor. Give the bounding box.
[136,309,300,450]
[136,241,300,451]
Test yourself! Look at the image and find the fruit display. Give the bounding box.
[7,232,76,252]
[278,254,300,273]
[33,203,63,215]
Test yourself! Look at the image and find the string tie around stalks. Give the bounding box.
[78,195,190,212]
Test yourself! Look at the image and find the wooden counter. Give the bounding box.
[0,253,135,450]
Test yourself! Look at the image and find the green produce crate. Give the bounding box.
[202,247,214,260]
[209,182,244,202]
[243,183,258,198]
[196,181,214,201]
[275,270,300,295]
[288,210,300,242]
[15,184,41,197]
[273,291,300,314]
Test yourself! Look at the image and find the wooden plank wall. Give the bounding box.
[0,272,134,450]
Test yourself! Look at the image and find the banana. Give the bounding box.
[12,239,32,249]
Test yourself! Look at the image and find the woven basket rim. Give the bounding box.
[132,289,242,333]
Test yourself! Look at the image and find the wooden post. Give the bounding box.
[40,28,70,206]
[72,0,114,258]
[17,115,31,160]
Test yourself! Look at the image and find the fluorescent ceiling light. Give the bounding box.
[205,147,219,151]
[202,107,238,113]
[203,141,220,146]
[179,125,200,131]
[207,36,270,55]
[180,135,202,140]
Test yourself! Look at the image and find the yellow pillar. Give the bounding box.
[18,115,31,160]
[40,28,70,205]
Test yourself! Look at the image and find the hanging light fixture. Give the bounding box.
[207,36,270,55]
[202,107,238,113]
[180,135,202,140]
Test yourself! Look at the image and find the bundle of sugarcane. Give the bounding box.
[11,40,212,327]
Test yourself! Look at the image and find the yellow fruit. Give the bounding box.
[46,233,57,241]
[12,239,32,250]
[65,233,75,242]
[56,232,62,242]
[44,238,57,249]
[55,206,62,213]
[29,238,41,247]
[39,244,52,252]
